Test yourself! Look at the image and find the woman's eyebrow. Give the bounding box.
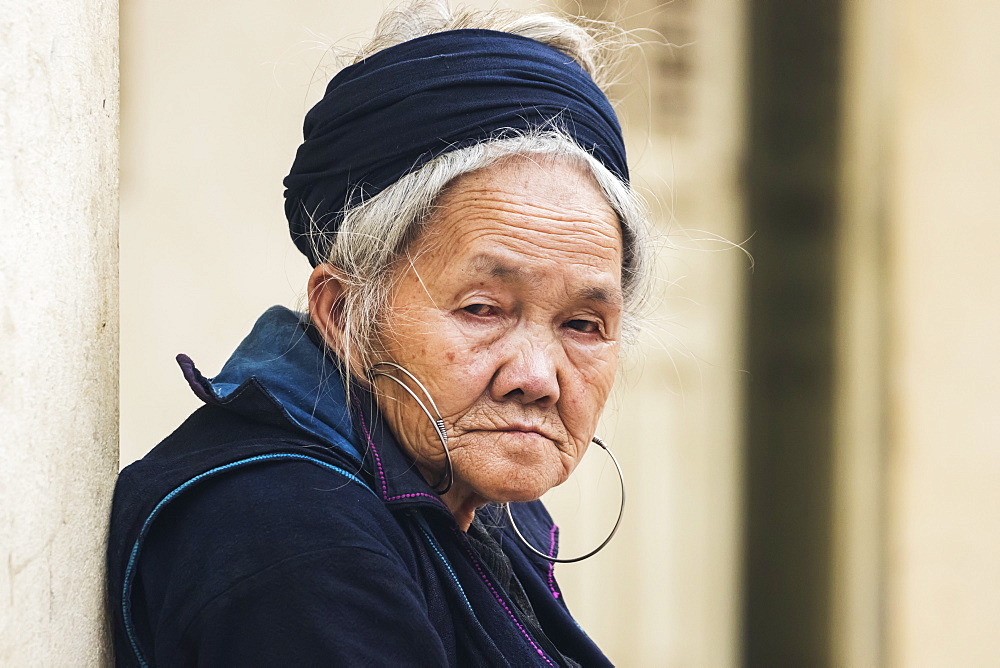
[577,285,622,307]
[468,254,523,279]
[468,254,622,306]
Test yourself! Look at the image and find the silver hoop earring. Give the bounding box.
[505,436,625,564]
[367,361,453,494]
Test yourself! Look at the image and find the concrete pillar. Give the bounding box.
[0,0,119,663]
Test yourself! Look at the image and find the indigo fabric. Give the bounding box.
[107,307,612,666]
[283,29,628,266]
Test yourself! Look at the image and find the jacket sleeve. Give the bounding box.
[172,545,448,666]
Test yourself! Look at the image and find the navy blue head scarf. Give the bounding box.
[283,29,628,266]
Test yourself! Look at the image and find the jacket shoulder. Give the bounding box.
[121,456,421,664]
[108,403,413,664]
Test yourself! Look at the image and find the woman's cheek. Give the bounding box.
[564,350,618,439]
[419,331,496,410]
[569,344,618,396]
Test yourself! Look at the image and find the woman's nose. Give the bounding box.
[489,328,561,407]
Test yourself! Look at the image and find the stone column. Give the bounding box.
[0,0,119,663]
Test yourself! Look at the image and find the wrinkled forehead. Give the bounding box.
[395,157,624,300]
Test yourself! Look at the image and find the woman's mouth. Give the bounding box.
[464,425,550,437]
[490,426,555,444]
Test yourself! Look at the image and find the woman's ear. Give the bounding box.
[307,264,348,357]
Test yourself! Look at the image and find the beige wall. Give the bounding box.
[120,1,746,665]
[120,0,384,464]
[837,1,1000,665]
[0,0,119,662]
[886,1,1000,665]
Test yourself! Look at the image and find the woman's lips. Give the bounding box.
[500,426,540,432]
[461,427,568,453]
[465,425,549,434]
[484,426,554,441]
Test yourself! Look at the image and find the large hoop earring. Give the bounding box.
[367,361,453,494]
[505,436,626,564]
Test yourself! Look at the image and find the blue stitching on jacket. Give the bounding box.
[416,521,474,614]
[121,453,374,667]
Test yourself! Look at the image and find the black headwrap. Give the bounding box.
[283,29,628,266]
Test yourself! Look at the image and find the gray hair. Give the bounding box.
[307,2,652,377]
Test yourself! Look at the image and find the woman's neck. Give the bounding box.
[415,463,483,531]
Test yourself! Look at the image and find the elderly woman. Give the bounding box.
[108,3,649,666]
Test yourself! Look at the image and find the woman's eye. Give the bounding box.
[566,319,600,334]
[463,304,494,317]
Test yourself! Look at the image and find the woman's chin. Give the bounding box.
[489,485,546,504]
[458,461,565,505]
[444,432,574,504]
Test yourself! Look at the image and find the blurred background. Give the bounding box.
[119,0,1000,665]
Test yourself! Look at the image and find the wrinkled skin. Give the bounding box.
[310,156,623,530]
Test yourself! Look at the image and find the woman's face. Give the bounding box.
[373,155,623,521]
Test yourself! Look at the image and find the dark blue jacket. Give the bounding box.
[107,307,612,666]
